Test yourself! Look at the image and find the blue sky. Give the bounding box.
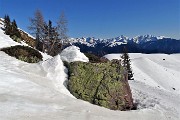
[0,0,179,39]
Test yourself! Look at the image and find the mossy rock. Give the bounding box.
[1,45,42,63]
[67,60,134,110]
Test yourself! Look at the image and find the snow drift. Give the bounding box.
[40,55,74,97]
[60,46,89,62]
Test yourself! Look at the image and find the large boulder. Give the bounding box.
[67,60,134,110]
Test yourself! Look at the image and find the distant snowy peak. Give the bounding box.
[68,35,174,47]
[131,35,172,44]
[106,35,129,47]
[68,35,130,47]
[132,35,158,44]
[157,36,170,40]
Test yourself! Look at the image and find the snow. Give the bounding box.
[0,22,180,119]
[0,28,20,48]
[0,51,178,120]
[60,45,89,62]
[105,53,180,119]
[0,27,51,61]
[67,35,174,48]
[40,55,73,97]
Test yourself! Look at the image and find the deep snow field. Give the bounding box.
[105,54,180,120]
[0,20,180,120]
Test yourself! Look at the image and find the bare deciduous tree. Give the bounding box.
[28,10,68,55]
[57,11,68,48]
[28,9,45,50]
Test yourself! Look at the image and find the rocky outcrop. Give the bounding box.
[19,29,36,47]
[67,60,134,110]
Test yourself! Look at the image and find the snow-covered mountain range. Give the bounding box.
[68,35,171,47]
[67,35,180,56]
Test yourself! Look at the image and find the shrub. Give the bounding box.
[1,45,43,63]
[10,35,21,43]
[84,53,109,63]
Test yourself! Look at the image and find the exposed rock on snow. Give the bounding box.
[60,46,89,63]
[19,29,36,47]
[67,60,134,110]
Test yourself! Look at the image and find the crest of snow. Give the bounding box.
[157,36,165,39]
[157,36,170,40]
[60,45,89,62]
[40,55,73,97]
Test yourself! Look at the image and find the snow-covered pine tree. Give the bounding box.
[121,46,134,80]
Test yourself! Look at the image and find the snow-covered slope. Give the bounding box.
[105,53,180,119]
[0,20,180,119]
[0,19,51,60]
[0,52,173,120]
[0,27,20,48]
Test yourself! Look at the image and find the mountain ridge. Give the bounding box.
[66,35,180,56]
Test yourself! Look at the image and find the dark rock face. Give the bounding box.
[19,29,36,47]
[67,60,134,110]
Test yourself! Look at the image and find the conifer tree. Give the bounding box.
[4,15,11,35]
[121,47,134,80]
[11,19,21,38]
[43,20,59,55]
[4,15,21,40]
